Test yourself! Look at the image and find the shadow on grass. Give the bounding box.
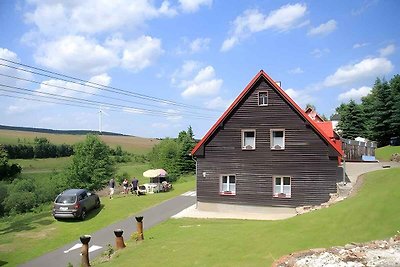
[0,211,53,235]
[55,204,104,223]
[0,260,8,266]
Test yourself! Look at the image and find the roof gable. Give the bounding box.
[191,70,343,156]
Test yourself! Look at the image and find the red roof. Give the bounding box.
[191,70,343,156]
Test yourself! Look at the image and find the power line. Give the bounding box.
[0,83,215,119]
[0,58,221,112]
[0,73,213,117]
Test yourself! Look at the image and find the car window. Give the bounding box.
[81,192,87,199]
[56,195,76,204]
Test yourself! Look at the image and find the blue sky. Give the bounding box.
[0,0,399,139]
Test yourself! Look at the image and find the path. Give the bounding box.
[20,194,196,267]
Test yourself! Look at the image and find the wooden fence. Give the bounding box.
[341,138,377,161]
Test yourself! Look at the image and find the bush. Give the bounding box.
[3,191,37,214]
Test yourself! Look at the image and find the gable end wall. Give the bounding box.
[196,79,339,207]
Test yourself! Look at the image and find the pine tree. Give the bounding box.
[389,75,400,138]
[371,78,393,146]
[337,100,365,139]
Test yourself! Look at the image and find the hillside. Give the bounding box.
[0,127,159,154]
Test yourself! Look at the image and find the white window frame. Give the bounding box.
[273,176,291,198]
[220,174,236,195]
[270,129,285,150]
[242,129,256,150]
[258,91,268,106]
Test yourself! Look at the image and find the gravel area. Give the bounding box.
[273,235,400,266]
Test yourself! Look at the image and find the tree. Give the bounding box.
[67,135,115,190]
[389,75,400,138]
[336,100,365,139]
[370,78,393,146]
[305,103,316,110]
[148,126,197,181]
[176,126,196,174]
[0,147,21,181]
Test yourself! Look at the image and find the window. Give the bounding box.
[273,176,291,197]
[271,129,285,150]
[258,91,268,106]
[220,175,236,195]
[242,130,256,150]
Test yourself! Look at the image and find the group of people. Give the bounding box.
[109,177,139,199]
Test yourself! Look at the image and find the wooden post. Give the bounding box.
[135,216,144,240]
[80,235,91,267]
[114,229,126,249]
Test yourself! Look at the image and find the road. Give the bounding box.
[20,193,196,267]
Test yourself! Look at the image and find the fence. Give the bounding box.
[341,138,377,161]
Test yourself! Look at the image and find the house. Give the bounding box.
[191,70,343,209]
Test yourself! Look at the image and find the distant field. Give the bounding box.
[11,157,72,172]
[375,145,400,161]
[0,129,159,154]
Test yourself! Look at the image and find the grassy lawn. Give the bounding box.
[10,157,72,172]
[376,145,400,161]
[0,176,195,266]
[95,168,400,267]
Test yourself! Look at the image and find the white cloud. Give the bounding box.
[323,57,394,87]
[351,0,379,16]
[284,88,314,109]
[0,47,34,86]
[379,44,396,57]
[6,73,111,114]
[204,96,232,109]
[189,38,211,53]
[34,35,119,75]
[353,42,369,49]
[308,19,337,36]
[24,0,177,36]
[179,0,212,13]
[338,86,372,102]
[179,65,223,98]
[288,67,304,74]
[171,60,201,85]
[221,3,308,51]
[310,48,330,58]
[121,36,164,72]
[34,35,163,75]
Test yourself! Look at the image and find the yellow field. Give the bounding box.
[0,129,159,154]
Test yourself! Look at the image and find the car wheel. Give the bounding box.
[80,209,87,221]
[95,199,101,209]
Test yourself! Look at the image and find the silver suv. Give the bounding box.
[53,189,100,220]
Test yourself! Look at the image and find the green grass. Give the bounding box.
[376,145,400,161]
[0,176,195,266]
[10,157,72,172]
[95,168,400,267]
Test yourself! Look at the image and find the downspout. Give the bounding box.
[191,154,198,209]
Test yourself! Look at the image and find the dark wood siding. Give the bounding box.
[196,78,340,207]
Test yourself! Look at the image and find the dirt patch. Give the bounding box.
[0,244,13,252]
[273,235,400,267]
[348,173,366,198]
[15,227,56,239]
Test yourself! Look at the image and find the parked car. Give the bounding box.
[52,189,100,220]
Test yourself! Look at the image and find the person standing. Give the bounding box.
[123,178,129,194]
[109,178,115,199]
[131,177,139,196]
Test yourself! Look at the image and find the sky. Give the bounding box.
[0,0,399,139]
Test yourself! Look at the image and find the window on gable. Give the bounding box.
[273,176,291,198]
[258,91,268,106]
[220,175,236,195]
[242,130,256,150]
[271,129,285,150]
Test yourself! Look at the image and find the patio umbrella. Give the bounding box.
[143,169,168,192]
[143,169,168,178]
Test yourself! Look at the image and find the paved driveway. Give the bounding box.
[20,194,196,267]
[345,161,400,184]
